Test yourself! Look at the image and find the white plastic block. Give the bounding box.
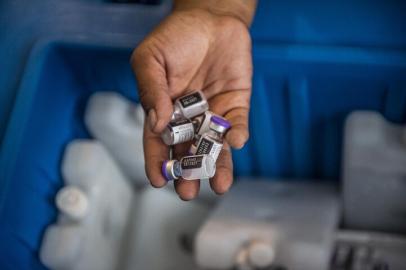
[195,180,340,270]
[124,186,210,270]
[41,223,118,270]
[343,111,406,174]
[41,140,134,270]
[40,225,83,270]
[85,91,146,186]
[61,140,133,220]
[343,111,406,233]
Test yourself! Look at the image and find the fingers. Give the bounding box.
[208,89,250,149]
[143,121,200,200]
[210,143,233,195]
[173,143,200,201]
[143,120,169,188]
[224,107,249,149]
[174,179,200,201]
[131,46,173,133]
[208,89,250,115]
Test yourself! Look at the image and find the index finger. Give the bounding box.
[210,142,233,195]
[143,120,169,188]
[208,89,251,149]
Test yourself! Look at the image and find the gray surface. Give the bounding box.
[343,111,406,233]
[332,230,406,270]
[196,180,341,270]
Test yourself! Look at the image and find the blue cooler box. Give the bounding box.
[0,1,405,269]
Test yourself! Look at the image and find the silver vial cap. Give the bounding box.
[171,106,183,121]
[209,115,231,134]
[162,160,181,181]
[161,127,174,145]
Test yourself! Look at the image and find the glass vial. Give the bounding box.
[162,155,216,181]
[190,115,231,162]
[172,90,209,120]
[161,118,195,145]
[193,111,215,136]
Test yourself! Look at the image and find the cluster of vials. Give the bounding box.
[161,91,231,181]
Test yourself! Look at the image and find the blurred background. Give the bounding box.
[0,1,406,269]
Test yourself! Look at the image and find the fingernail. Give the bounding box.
[148,109,157,130]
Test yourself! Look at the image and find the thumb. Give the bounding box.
[131,46,173,133]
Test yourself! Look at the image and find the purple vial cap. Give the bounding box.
[211,115,231,129]
[161,160,171,181]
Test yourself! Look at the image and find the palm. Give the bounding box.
[132,10,252,200]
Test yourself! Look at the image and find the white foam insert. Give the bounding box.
[124,185,210,270]
[85,92,146,186]
[40,140,134,270]
[40,225,83,270]
[195,180,340,270]
[344,111,406,174]
[343,111,406,232]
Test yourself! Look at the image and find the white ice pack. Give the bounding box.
[40,140,134,270]
[124,186,210,270]
[195,180,340,270]
[85,92,146,186]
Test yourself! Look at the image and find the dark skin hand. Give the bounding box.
[131,0,257,200]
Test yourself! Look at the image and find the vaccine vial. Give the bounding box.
[161,118,196,145]
[172,90,209,120]
[193,111,216,136]
[56,186,89,221]
[190,115,231,162]
[162,155,216,181]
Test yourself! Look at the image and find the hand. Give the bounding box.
[131,5,254,200]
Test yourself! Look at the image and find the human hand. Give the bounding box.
[131,1,255,200]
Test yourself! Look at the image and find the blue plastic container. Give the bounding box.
[1,1,406,269]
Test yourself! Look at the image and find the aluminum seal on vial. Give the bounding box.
[162,160,182,181]
[210,115,231,134]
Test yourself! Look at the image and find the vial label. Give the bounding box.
[171,118,190,126]
[194,114,206,134]
[169,119,195,145]
[179,92,203,108]
[195,137,222,161]
[181,155,204,170]
[180,155,216,180]
[194,111,212,135]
